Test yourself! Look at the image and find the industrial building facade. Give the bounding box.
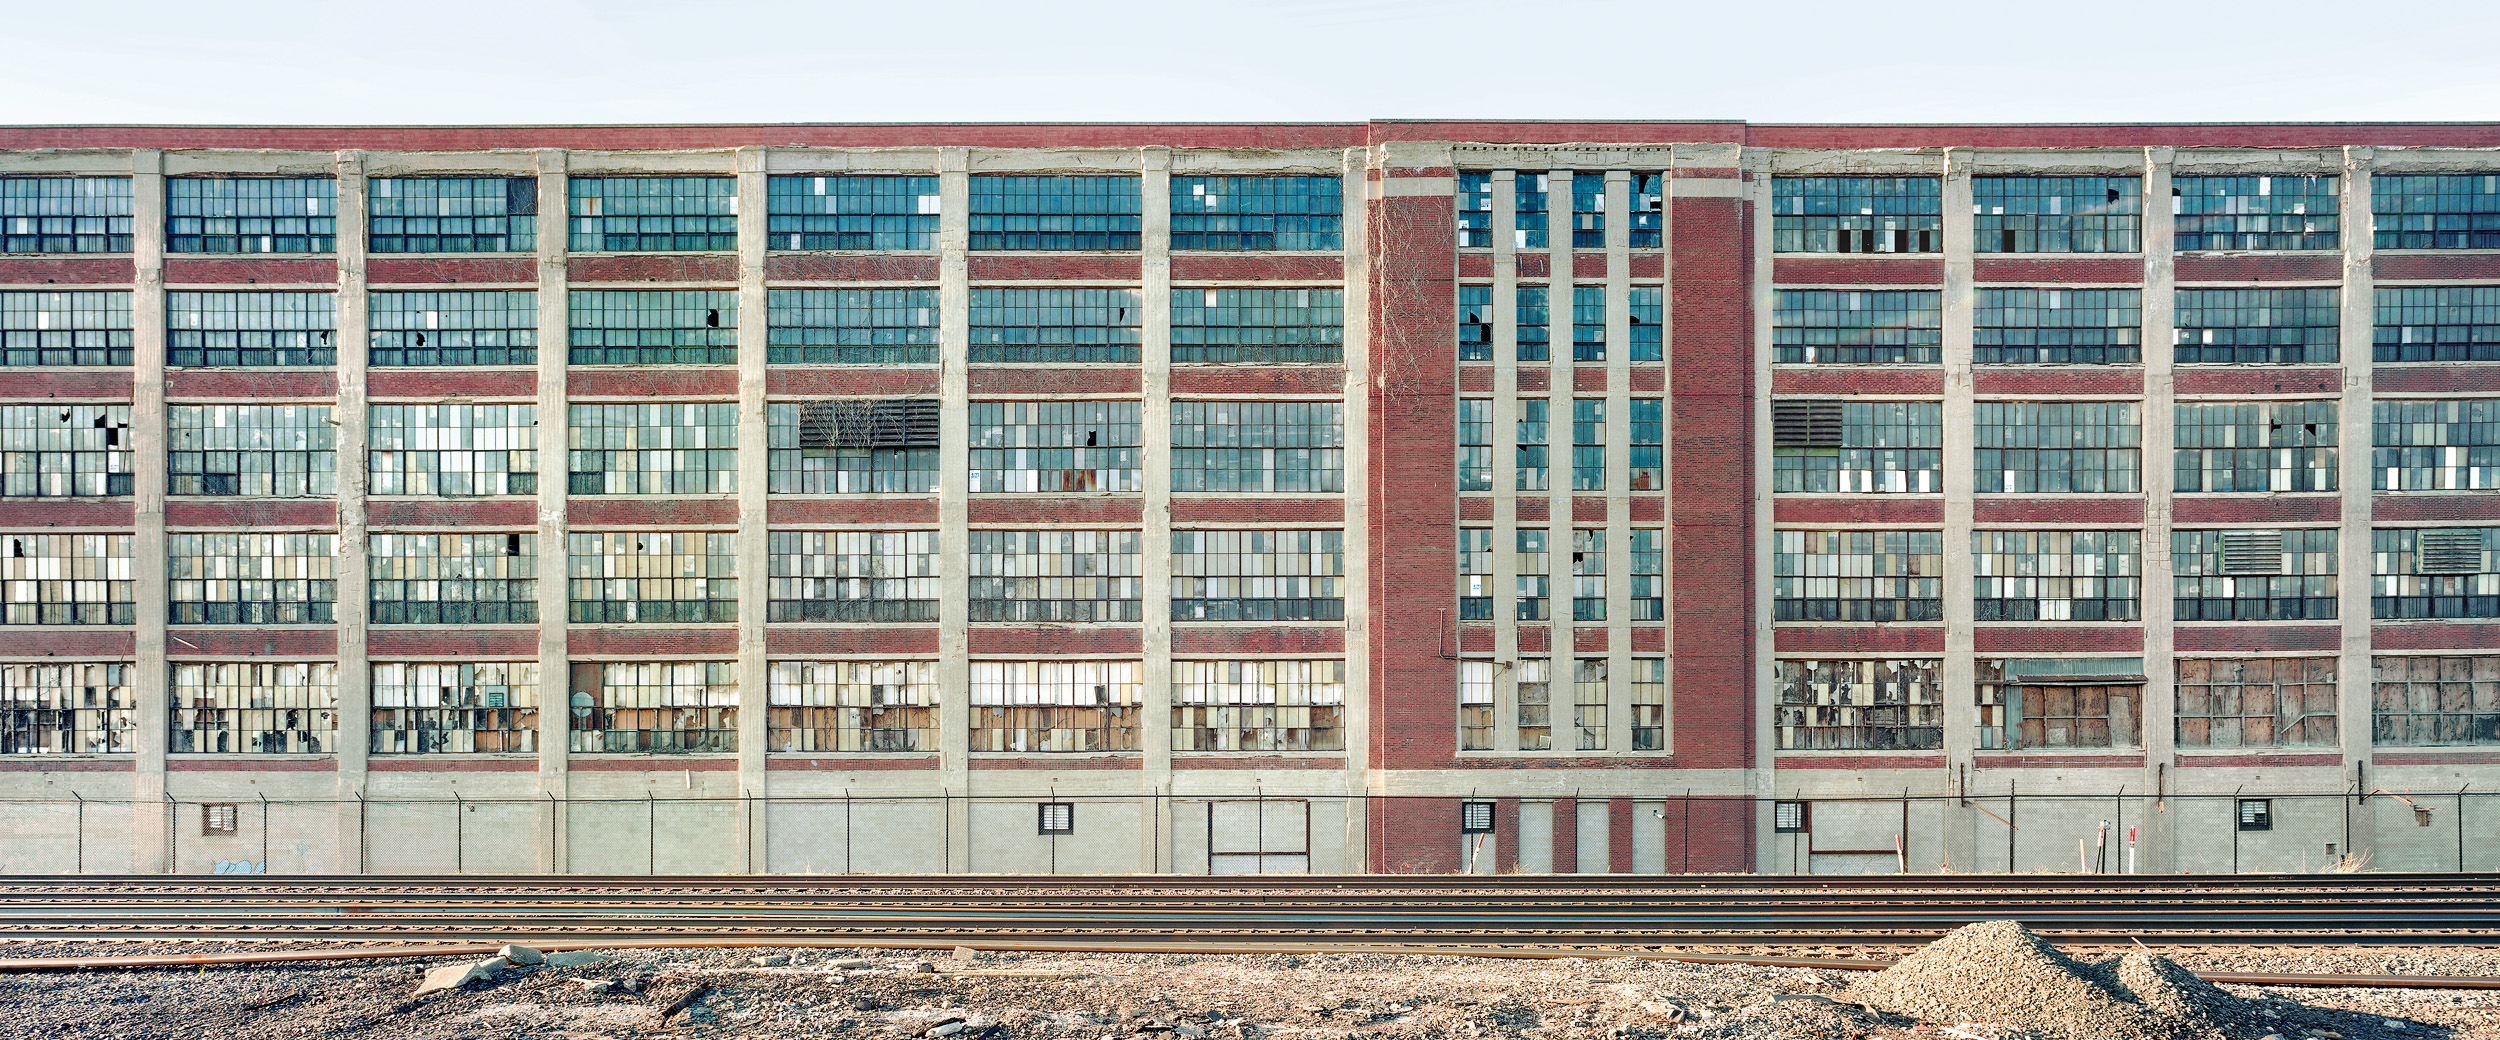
[3,121,2499,875]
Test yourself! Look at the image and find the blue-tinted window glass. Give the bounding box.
[1171,287,1342,363]
[1514,173,1549,248]
[567,177,737,252]
[167,292,336,367]
[766,175,938,251]
[1973,402,2142,494]
[1457,172,1493,248]
[370,291,536,367]
[2376,286,2500,363]
[1974,288,2142,365]
[968,287,1140,363]
[1628,173,1663,248]
[1516,285,1549,362]
[1570,286,1605,362]
[1571,173,1605,248]
[0,291,130,366]
[968,176,1140,251]
[568,290,737,365]
[2374,174,2500,250]
[167,178,336,254]
[1973,176,2141,253]
[2173,175,2338,251]
[766,288,937,364]
[1628,286,1662,362]
[368,177,536,253]
[1772,177,1942,253]
[1170,176,1341,251]
[1459,285,1493,362]
[1772,290,1944,364]
[0,178,132,253]
[2174,288,2340,364]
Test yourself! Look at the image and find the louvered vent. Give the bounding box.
[2218,530,2284,575]
[2417,529,2487,575]
[1772,401,1844,447]
[800,399,940,449]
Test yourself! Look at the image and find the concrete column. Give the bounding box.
[1938,149,1980,869]
[531,150,571,871]
[1138,147,1174,871]
[1544,169,1572,751]
[1743,147,1774,864]
[733,147,770,872]
[2337,146,2379,866]
[935,147,972,866]
[129,148,170,872]
[1337,147,1373,859]
[331,151,373,872]
[1602,169,1633,756]
[1489,168,1519,753]
[2138,147,2180,873]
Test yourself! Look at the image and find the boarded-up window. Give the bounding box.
[2372,655,2500,746]
[1976,658,2144,750]
[2175,657,2338,748]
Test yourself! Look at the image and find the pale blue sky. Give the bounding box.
[4,0,2494,126]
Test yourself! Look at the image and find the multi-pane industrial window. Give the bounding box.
[1458,399,1492,492]
[0,535,132,624]
[1972,530,2140,621]
[1170,176,1343,251]
[1972,176,2141,253]
[1516,285,1549,361]
[1771,177,1942,254]
[968,660,1141,753]
[1568,399,1604,490]
[1975,659,2143,749]
[1772,401,1941,494]
[968,176,1141,251]
[1514,172,1549,248]
[567,403,738,495]
[2175,401,2337,493]
[1457,659,1494,750]
[167,405,337,497]
[2372,656,2500,747]
[1172,659,1345,752]
[1514,658,1551,750]
[169,662,337,754]
[1570,173,1605,248]
[1514,528,1550,621]
[368,404,537,497]
[1516,399,1549,491]
[2375,400,2500,491]
[767,660,936,753]
[1172,401,1343,493]
[1630,528,1664,621]
[1171,287,1343,363]
[1628,285,1662,362]
[568,290,735,365]
[1569,286,1605,362]
[567,532,736,624]
[0,178,132,253]
[766,531,938,623]
[1629,398,1663,490]
[1570,529,1604,621]
[1973,402,2141,493]
[2176,657,2338,748]
[1771,290,1943,364]
[0,663,133,754]
[1569,658,1606,751]
[766,175,939,251]
[2173,175,2339,251]
[167,292,335,367]
[370,662,538,755]
[2374,174,2500,250]
[1458,285,1492,361]
[368,533,535,625]
[367,177,536,253]
[767,399,938,494]
[1171,529,1344,621]
[1772,530,1943,622]
[166,178,336,253]
[767,288,938,364]
[1457,172,1493,248]
[0,290,131,367]
[569,661,737,754]
[1458,527,1491,620]
[567,177,736,252]
[370,290,536,367]
[0,404,130,497]
[1973,288,2142,365]
[167,533,335,625]
[967,530,1142,622]
[2376,287,2500,363]
[2174,288,2340,364]
[2375,527,2500,619]
[968,287,1141,363]
[969,400,1142,492]
[1629,173,1663,247]
[1773,659,1943,751]
[1629,657,1665,749]
[2173,528,2339,620]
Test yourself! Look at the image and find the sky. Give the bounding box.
[2,0,2496,127]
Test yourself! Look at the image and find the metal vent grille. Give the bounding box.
[1459,801,1495,834]
[799,399,939,449]
[1772,401,1844,447]
[2418,529,2487,574]
[1037,802,1074,835]
[2218,530,2284,575]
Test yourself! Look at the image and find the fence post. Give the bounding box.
[2459,785,2471,872]
[545,792,558,875]
[645,791,656,875]
[257,792,268,871]
[454,791,465,875]
[72,791,84,874]
[356,792,367,874]
[164,792,176,875]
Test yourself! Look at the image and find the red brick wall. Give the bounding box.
[2375,255,2500,281]
[569,628,736,656]
[1494,797,1521,874]
[568,369,735,397]
[1670,189,1755,781]
[966,499,1141,525]
[1972,499,2143,524]
[767,369,941,396]
[367,629,538,657]
[367,370,535,399]
[1170,498,1342,523]
[968,256,1141,281]
[1972,257,2139,283]
[765,256,938,282]
[0,257,132,284]
[768,499,940,525]
[2375,497,2500,522]
[967,627,1142,655]
[166,371,335,399]
[164,258,334,284]
[1774,627,1945,653]
[766,628,940,655]
[2375,368,2500,394]
[2175,496,2339,524]
[0,500,133,527]
[2174,626,2341,652]
[1169,368,1345,395]
[2374,623,2500,651]
[568,498,737,526]
[969,369,1140,396]
[168,500,334,528]
[1549,795,1578,873]
[1771,258,1943,285]
[367,499,533,527]
[568,255,735,283]
[1170,627,1344,654]
[2176,255,2340,283]
[1773,498,1944,524]
[1609,797,1635,873]
[170,629,336,656]
[368,258,535,284]
[2174,368,2340,396]
[0,630,133,656]
[1368,796,1461,874]
[3,371,132,398]
[1364,188,1459,775]
[1170,256,1343,281]
[1515,253,1549,279]
[1771,369,1943,395]
[1974,627,2144,653]
[1972,369,2143,396]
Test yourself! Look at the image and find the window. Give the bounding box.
[2372,655,2500,747]
[1570,173,1605,248]
[567,177,736,252]
[167,292,335,367]
[767,660,935,753]
[970,400,1142,492]
[1973,176,2141,253]
[0,290,131,367]
[1515,658,1551,750]
[768,399,938,494]
[169,662,338,754]
[2376,400,2500,491]
[1773,401,1942,494]
[1629,398,1663,490]
[1628,173,1662,248]
[1569,286,1605,362]
[1038,802,1076,835]
[1630,528,1664,621]
[167,405,336,497]
[368,177,536,253]
[968,660,1141,752]
[1171,176,1342,251]
[1458,527,1491,620]
[2173,175,2338,251]
[1773,659,1942,751]
[1516,399,1549,491]
[368,404,537,497]
[370,290,536,367]
[1461,801,1496,834]
[0,177,132,253]
[2374,174,2500,250]
[969,176,1140,251]
[766,530,937,622]
[1172,287,1343,363]
[2177,401,2337,493]
[167,178,336,253]
[767,175,938,251]
[1171,401,1343,493]
[1172,659,1345,751]
[1569,399,1603,490]
[2376,286,2500,363]
[1458,660,1494,750]
[1774,802,1809,833]
[1772,177,1942,254]
[1973,402,2141,494]
[1171,529,1344,621]
[1772,529,1943,622]
[1772,290,1943,364]
[1458,285,1493,361]
[567,402,738,495]
[968,287,1140,363]
[1516,285,1549,362]
[567,532,736,624]
[203,803,238,834]
[1514,529,1549,621]
[1976,658,2144,749]
[1630,657,1665,749]
[1972,530,2140,622]
[1628,286,1662,362]
[1570,658,1606,750]
[2375,527,2500,619]
[2237,799,2272,831]
[1514,172,1549,248]
[0,663,133,754]
[569,289,735,365]
[369,533,535,625]
[1457,173,1493,248]
[767,288,937,365]
[370,662,538,754]
[0,534,132,625]
[568,661,737,753]
[2178,657,2338,749]
[2174,528,2339,621]
[1458,399,1492,491]
[0,404,130,497]
[1570,529,1604,621]
[2174,288,2340,365]
[166,533,335,625]
[1974,288,2142,365]
[967,530,1141,622]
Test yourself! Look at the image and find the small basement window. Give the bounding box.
[1038,802,1075,835]
[1460,801,1495,834]
[1775,801,1810,833]
[2237,799,2272,832]
[202,803,239,836]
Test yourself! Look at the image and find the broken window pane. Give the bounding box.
[1171,529,1343,621]
[1774,659,1943,750]
[969,400,1142,492]
[968,287,1141,363]
[1514,172,1550,248]
[1515,658,1551,751]
[0,404,132,497]
[369,662,538,754]
[2374,399,2500,490]
[1972,530,2140,622]
[1773,530,1943,622]
[2376,286,2500,363]
[1458,659,1494,750]
[2370,655,2500,747]
[1171,400,1343,493]
[1629,529,1664,621]
[767,175,937,251]
[1572,658,1606,750]
[1456,173,1493,248]
[167,405,337,497]
[1570,173,1605,248]
[767,399,938,494]
[2176,400,2336,493]
[1973,176,2141,253]
[1973,402,2141,494]
[966,530,1141,622]
[1630,658,1665,750]
[568,289,736,365]
[169,662,338,754]
[1978,658,2144,749]
[167,292,336,367]
[768,660,935,753]
[1516,285,1549,362]
[2175,657,2336,748]
[0,290,132,367]
[1170,176,1342,251]
[2174,287,2341,364]
[2173,175,2339,251]
[1458,285,1493,361]
[369,533,536,625]
[1773,400,1941,494]
[969,176,1139,251]
[1570,529,1604,622]
[1516,399,1548,491]
[767,287,937,364]
[1171,287,1342,364]
[567,176,736,252]
[167,533,334,625]
[1772,176,1941,254]
[1772,290,1943,364]
[1974,288,2141,365]
[569,661,736,753]
[368,403,537,497]
[0,534,132,624]
[1457,399,1492,492]
[2173,528,2338,620]
[1458,527,1491,620]
[1628,173,1663,248]
[0,662,133,754]
[0,177,132,253]
[567,402,737,495]
[766,530,937,623]
[167,177,336,254]
[370,290,537,367]
[967,660,1139,752]
[2374,174,2500,250]
[566,531,736,624]
[1172,659,1344,752]
[2374,527,2499,619]
[368,177,536,253]
[1514,529,1549,621]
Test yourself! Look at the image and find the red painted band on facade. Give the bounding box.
[367,499,534,528]
[164,258,336,285]
[2173,496,2340,524]
[767,498,940,525]
[765,255,939,282]
[2175,625,2342,652]
[1974,627,2144,653]
[367,258,536,285]
[765,627,940,655]
[1771,368,1944,396]
[0,500,134,527]
[568,627,737,656]
[1774,627,1945,653]
[1771,258,1943,286]
[968,627,1143,655]
[1774,498,1944,524]
[367,628,538,657]
[168,499,335,528]
[165,370,335,399]
[568,498,737,527]
[169,628,337,656]
[1972,499,2144,524]
[1169,367,1345,396]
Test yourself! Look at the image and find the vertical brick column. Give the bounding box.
[1138,147,1175,871]
[935,147,973,867]
[1549,795,1578,872]
[2336,146,2379,864]
[733,147,770,871]
[332,151,373,871]
[129,148,170,872]
[530,149,572,871]
[1493,796,1521,873]
[1609,796,1635,873]
[2138,147,2180,873]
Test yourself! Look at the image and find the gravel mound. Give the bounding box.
[1844,921,2258,1040]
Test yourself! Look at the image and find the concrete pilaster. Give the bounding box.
[1490,169,1520,753]
[935,147,972,867]
[1602,169,1633,756]
[2337,146,2379,865]
[332,151,373,871]
[129,148,170,872]
[1543,169,1572,750]
[734,147,770,870]
[1938,149,1981,869]
[1337,146,1373,858]
[1139,147,1174,871]
[2139,147,2180,873]
[531,149,571,871]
